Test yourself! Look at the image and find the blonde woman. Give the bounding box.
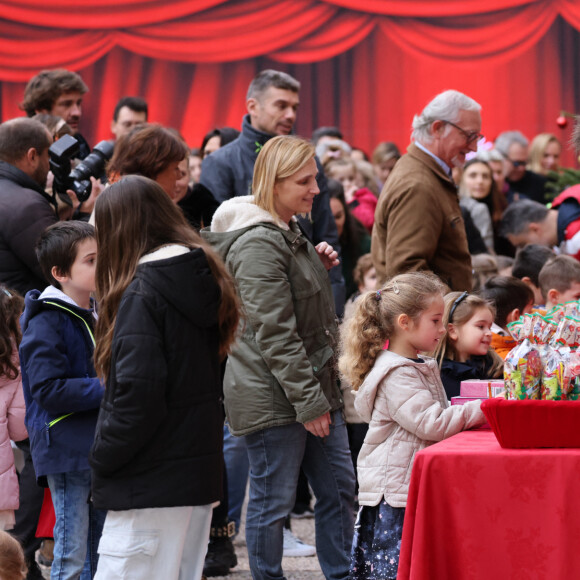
[528,133,561,175]
[202,135,355,580]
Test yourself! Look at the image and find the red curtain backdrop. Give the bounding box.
[0,0,579,166]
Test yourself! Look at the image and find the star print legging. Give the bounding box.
[349,500,405,580]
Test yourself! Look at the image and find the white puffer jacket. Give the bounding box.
[355,350,485,508]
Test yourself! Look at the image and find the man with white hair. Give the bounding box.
[371,89,481,290]
[494,130,547,204]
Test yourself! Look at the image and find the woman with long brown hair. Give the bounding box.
[89,175,239,580]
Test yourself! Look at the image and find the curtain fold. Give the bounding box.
[0,0,577,81]
[0,1,579,170]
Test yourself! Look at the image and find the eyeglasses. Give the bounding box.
[441,120,484,145]
[507,159,526,167]
[449,291,468,322]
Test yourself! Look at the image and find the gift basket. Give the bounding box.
[482,302,580,448]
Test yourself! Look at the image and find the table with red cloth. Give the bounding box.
[398,429,580,580]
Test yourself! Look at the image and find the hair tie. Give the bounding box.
[375,290,382,301]
[392,281,400,295]
[2,288,11,297]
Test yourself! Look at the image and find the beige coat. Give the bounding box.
[371,143,472,291]
[355,350,485,508]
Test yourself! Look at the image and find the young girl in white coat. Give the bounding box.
[338,272,486,580]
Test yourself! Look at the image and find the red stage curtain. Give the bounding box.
[0,1,579,168]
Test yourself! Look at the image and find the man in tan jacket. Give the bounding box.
[371,90,482,291]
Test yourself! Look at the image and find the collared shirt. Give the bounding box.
[415,141,452,177]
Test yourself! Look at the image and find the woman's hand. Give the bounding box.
[304,411,331,438]
[315,242,340,271]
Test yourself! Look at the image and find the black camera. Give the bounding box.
[49,134,114,203]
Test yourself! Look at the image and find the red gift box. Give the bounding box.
[482,398,580,448]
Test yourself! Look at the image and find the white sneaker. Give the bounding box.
[282,527,316,557]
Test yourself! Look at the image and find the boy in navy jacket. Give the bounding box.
[19,221,105,579]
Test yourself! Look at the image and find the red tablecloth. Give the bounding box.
[398,429,580,580]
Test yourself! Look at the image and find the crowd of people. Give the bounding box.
[0,65,579,580]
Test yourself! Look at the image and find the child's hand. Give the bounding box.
[304,411,331,437]
[315,242,340,271]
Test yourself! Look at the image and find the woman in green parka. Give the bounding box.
[202,135,355,580]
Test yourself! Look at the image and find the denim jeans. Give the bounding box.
[47,470,106,580]
[244,410,355,580]
[223,424,249,532]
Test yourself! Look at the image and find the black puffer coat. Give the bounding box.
[89,247,225,510]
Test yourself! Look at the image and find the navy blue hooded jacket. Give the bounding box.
[19,288,103,484]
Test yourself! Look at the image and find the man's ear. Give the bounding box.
[506,308,520,324]
[246,97,258,117]
[430,119,446,138]
[26,147,38,165]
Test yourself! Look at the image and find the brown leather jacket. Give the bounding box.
[371,143,472,291]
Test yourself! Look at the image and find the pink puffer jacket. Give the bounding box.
[355,350,485,508]
[0,351,28,511]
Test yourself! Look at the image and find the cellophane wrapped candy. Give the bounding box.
[504,304,580,400]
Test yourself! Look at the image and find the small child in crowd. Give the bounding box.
[511,243,555,309]
[479,276,534,359]
[325,158,377,232]
[344,254,377,319]
[0,531,27,579]
[433,291,504,399]
[0,288,27,531]
[18,221,105,579]
[538,255,580,311]
[339,272,486,580]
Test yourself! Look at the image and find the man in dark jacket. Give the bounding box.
[0,118,55,296]
[200,69,345,313]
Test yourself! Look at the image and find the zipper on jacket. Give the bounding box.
[45,413,75,446]
[43,301,96,346]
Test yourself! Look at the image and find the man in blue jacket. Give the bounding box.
[201,69,345,313]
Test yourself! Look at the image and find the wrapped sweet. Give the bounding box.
[540,345,567,400]
[504,339,541,400]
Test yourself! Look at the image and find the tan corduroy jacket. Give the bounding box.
[371,143,472,291]
[355,350,485,508]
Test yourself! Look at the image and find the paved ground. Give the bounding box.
[221,516,324,580]
[38,511,324,579]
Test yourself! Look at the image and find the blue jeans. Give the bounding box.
[223,425,250,533]
[47,470,106,580]
[244,410,355,580]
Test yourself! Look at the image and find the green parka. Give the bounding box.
[201,195,343,436]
